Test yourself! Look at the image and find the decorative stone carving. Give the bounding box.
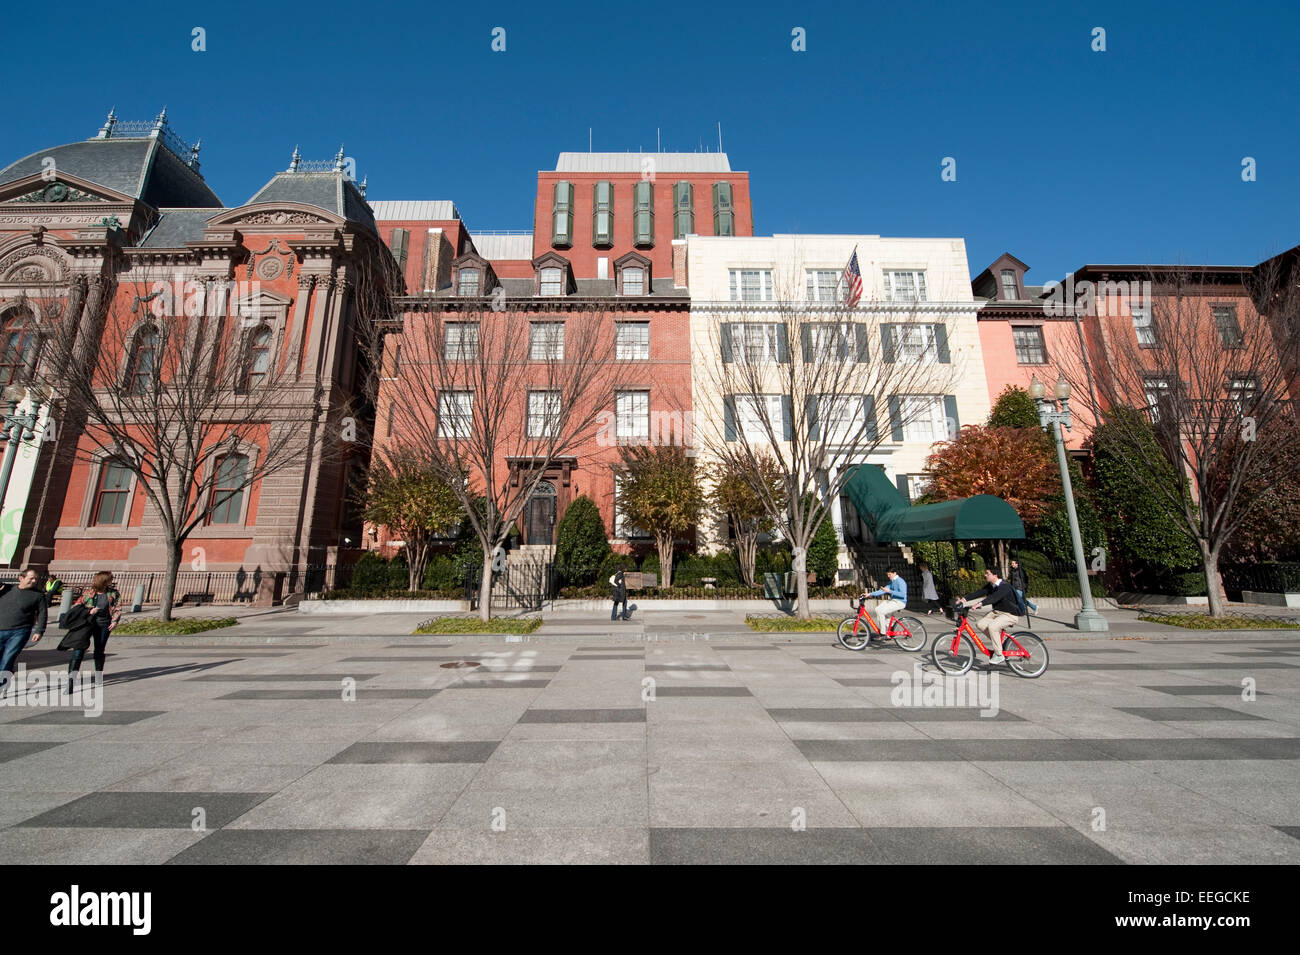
[11,182,101,204]
[247,237,296,281]
[231,211,329,226]
[0,245,71,283]
[256,257,284,280]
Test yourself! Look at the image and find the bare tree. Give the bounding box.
[1058,261,1300,616]
[696,267,963,618]
[373,295,620,619]
[28,269,352,619]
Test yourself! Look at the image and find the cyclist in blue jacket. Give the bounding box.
[866,570,907,640]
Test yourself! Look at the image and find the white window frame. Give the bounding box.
[728,269,774,302]
[530,322,565,361]
[615,390,650,443]
[615,322,650,360]
[1228,374,1259,413]
[896,323,938,363]
[527,390,561,438]
[737,394,783,443]
[1132,306,1155,346]
[806,269,842,303]
[883,270,928,303]
[438,391,473,438]
[899,395,946,443]
[622,267,645,296]
[457,267,481,297]
[819,395,860,445]
[732,322,781,364]
[809,322,853,361]
[1012,325,1047,365]
[540,267,564,296]
[444,322,479,361]
[1143,376,1171,421]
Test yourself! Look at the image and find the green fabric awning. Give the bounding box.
[843,464,1025,541]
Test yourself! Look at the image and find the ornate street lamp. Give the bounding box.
[1029,373,1109,631]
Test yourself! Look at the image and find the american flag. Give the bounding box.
[842,249,863,307]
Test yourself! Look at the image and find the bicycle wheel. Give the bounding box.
[892,615,928,652]
[837,615,870,651]
[931,631,974,675]
[1003,631,1049,678]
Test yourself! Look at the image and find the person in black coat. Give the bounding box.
[609,569,629,622]
[57,601,96,685]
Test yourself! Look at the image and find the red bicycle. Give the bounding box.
[837,594,927,652]
[930,604,1049,678]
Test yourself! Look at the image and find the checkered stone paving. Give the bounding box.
[0,634,1298,864]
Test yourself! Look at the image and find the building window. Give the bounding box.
[0,312,34,387]
[208,454,249,525]
[673,182,694,238]
[806,270,842,303]
[897,324,938,363]
[458,267,481,296]
[1143,376,1171,421]
[1132,306,1156,346]
[444,322,478,361]
[728,269,773,302]
[819,395,860,444]
[1000,270,1019,301]
[552,181,574,247]
[92,460,133,526]
[712,182,735,235]
[1228,374,1259,412]
[731,323,782,364]
[530,322,564,360]
[736,395,783,442]
[125,326,159,395]
[808,323,853,361]
[527,391,561,438]
[908,474,931,501]
[1012,326,1048,364]
[883,270,927,303]
[540,267,564,296]
[243,326,273,390]
[1214,306,1243,348]
[615,390,650,443]
[438,391,473,438]
[633,181,654,247]
[388,228,409,270]
[622,267,645,296]
[899,395,947,442]
[592,181,614,247]
[616,322,650,360]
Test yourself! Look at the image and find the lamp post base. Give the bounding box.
[1074,608,1110,632]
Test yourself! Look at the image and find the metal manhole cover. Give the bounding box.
[440,661,482,669]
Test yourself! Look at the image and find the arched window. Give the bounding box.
[125,326,159,395]
[208,454,250,524]
[0,311,35,387]
[244,326,273,390]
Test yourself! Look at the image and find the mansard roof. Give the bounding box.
[248,172,375,231]
[0,138,221,208]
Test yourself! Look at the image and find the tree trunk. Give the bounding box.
[478,549,494,622]
[408,542,429,592]
[657,532,674,588]
[1202,542,1226,618]
[793,543,810,619]
[738,529,757,587]
[159,541,183,623]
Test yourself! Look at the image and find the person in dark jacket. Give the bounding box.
[0,569,48,688]
[1008,559,1038,616]
[609,569,629,621]
[958,569,1021,666]
[57,601,96,684]
[66,571,121,676]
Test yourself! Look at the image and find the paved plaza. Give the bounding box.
[1,610,1298,864]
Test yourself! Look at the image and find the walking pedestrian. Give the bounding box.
[0,569,49,691]
[609,568,629,622]
[65,571,121,678]
[1008,558,1038,617]
[919,561,941,614]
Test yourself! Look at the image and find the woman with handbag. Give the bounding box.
[64,572,122,677]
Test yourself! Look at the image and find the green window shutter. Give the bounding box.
[724,396,736,441]
[935,324,950,363]
[862,395,878,441]
[721,325,734,363]
[673,182,694,238]
[775,325,789,362]
[781,396,793,441]
[592,181,613,247]
[854,323,869,363]
[806,396,820,440]
[552,181,573,247]
[943,395,960,438]
[888,396,903,441]
[896,474,911,502]
[881,324,896,363]
[800,324,813,363]
[634,181,654,247]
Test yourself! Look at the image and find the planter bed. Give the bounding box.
[1242,591,1300,608]
[299,599,469,614]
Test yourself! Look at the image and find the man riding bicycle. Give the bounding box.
[957,568,1020,666]
[864,570,907,641]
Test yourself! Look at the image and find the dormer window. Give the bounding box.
[458,267,481,296]
[615,252,652,297]
[623,268,645,296]
[1000,270,1019,300]
[540,267,564,296]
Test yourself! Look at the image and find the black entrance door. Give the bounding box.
[526,481,557,544]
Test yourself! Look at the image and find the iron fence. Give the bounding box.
[0,570,262,605]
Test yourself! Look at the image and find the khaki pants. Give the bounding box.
[874,599,905,634]
[975,610,1019,656]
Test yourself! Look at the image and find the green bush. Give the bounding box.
[421,554,461,591]
[640,553,661,578]
[755,545,791,577]
[596,552,636,586]
[555,496,610,584]
[1164,571,1208,597]
[350,552,408,592]
[413,616,543,634]
[113,617,238,634]
[1029,577,1108,598]
[311,587,463,600]
[807,512,840,584]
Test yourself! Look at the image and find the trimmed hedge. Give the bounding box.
[556,584,858,600]
[413,617,543,634]
[113,617,238,634]
[308,588,463,601]
[746,616,841,632]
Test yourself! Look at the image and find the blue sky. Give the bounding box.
[5,0,1297,281]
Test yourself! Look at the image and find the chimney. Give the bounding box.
[672,239,688,289]
[423,228,454,292]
